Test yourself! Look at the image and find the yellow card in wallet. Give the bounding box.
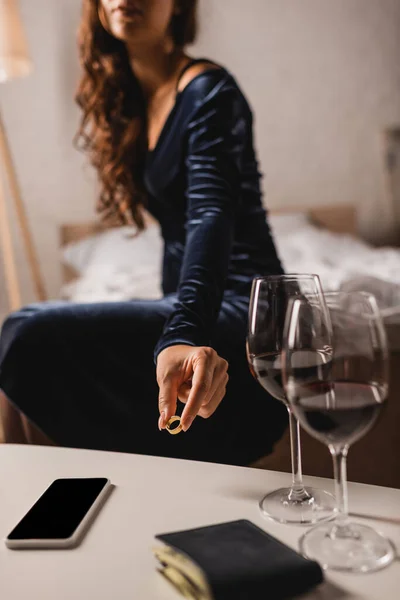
[153,544,211,600]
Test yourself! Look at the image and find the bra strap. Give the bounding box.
[175,58,213,91]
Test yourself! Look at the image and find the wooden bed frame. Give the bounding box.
[59,203,357,284]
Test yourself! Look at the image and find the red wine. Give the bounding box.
[248,350,331,405]
[248,351,286,402]
[292,381,385,447]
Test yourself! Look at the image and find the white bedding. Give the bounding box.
[60,213,400,318]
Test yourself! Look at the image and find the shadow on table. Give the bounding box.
[218,486,400,561]
[218,484,282,503]
[309,579,355,599]
[219,487,400,527]
[349,512,400,526]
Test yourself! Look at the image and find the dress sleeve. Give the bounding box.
[153,80,247,362]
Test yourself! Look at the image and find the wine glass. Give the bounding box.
[283,291,395,572]
[247,274,336,524]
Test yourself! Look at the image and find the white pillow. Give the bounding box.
[62,223,163,274]
[275,224,400,295]
[61,223,163,302]
[268,212,310,236]
[61,263,162,302]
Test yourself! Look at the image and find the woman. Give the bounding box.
[0,0,287,465]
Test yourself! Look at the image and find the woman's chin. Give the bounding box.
[109,22,143,42]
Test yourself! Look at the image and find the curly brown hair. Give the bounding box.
[75,0,198,229]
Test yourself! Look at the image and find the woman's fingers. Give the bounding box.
[178,364,228,417]
[157,374,178,430]
[156,345,229,432]
[198,372,229,419]
[181,350,229,430]
[177,378,192,404]
[181,348,215,431]
[200,361,228,409]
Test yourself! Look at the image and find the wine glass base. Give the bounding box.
[259,487,336,525]
[300,521,395,572]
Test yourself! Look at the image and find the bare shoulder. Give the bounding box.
[177,60,222,93]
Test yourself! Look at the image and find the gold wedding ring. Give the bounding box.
[166,416,183,435]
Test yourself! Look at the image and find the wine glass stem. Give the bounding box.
[331,445,349,527]
[288,408,307,497]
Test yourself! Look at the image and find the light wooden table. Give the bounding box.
[1,445,399,599]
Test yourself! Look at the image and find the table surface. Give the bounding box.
[1,445,399,600]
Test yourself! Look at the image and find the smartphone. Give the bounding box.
[5,477,111,549]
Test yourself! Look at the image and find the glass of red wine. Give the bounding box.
[247,274,336,524]
[283,291,394,571]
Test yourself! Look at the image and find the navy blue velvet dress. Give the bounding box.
[0,67,287,466]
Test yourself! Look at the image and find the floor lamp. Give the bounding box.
[0,0,46,311]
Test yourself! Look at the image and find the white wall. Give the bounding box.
[193,0,400,239]
[1,0,400,304]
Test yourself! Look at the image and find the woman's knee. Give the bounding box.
[0,302,65,362]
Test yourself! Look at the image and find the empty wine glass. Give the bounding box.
[247,274,336,524]
[283,291,394,571]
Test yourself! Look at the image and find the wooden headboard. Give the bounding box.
[60,204,357,284]
[276,203,357,235]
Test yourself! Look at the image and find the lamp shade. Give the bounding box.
[0,0,32,83]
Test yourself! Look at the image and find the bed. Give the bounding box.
[59,204,400,327]
[60,204,359,282]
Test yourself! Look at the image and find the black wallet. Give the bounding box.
[153,519,323,600]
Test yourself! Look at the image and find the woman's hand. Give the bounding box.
[156,345,229,432]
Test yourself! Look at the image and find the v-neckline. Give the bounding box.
[147,91,183,155]
[146,67,224,157]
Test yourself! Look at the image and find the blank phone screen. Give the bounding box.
[7,478,108,540]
